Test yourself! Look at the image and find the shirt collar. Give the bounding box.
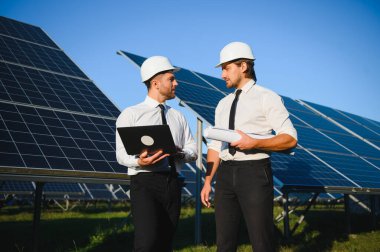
[144,96,167,109]
[235,79,255,94]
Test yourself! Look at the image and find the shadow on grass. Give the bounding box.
[0,216,127,252]
[279,208,380,252]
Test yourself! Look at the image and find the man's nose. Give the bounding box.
[221,70,227,79]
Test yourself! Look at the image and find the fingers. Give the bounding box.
[201,189,211,208]
[151,153,170,164]
[138,150,169,166]
[139,150,148,158]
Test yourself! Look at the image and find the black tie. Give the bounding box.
[228,89,242,155]
[158,104,177,177]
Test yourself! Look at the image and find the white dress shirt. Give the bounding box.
[208,80,297,161]
[116,96,197,175]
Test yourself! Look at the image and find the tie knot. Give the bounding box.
[158,104,165,111]
[235,89,242,97]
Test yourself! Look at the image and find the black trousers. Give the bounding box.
[130,172,182,252]
[215,158,275,252]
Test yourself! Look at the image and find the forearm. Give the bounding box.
[204,149,220,184]
[253,133,297,151]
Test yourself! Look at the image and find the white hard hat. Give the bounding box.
[140,56,180,82]
[216,42,255,67]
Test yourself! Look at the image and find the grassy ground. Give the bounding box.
[0,201,379,252]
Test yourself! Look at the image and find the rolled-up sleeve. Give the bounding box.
[263,92,298,140]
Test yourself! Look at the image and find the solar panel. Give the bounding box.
[43,182,83,195]
[81,183,116,200]
[0,62,119,117]
[284,98,379,159]
[300,100,380,145]
[0,180,34,194]
[279,97,380,189]
[0,16,128,184]
[119,50,380,193]
[0,16,59,49]
[0,180,84,197]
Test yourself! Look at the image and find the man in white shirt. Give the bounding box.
[201,42,297,252]
[116,56,197,252]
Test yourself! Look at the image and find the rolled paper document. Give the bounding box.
[204,126,274,143]
[204,126,295,155]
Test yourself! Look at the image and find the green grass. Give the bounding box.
[0,202,379,252]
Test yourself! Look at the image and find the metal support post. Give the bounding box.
[344,194,351,234]
[370,195,376,230]
[32,182,44,252]
[283,192,290,240]
[290,193,319,236]
[195,118,203,244]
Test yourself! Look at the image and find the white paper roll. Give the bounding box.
[204,126,295,155]
[204,126,273,143]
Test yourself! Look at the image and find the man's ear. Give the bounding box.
[240,61,248,73]
[151,78,159,89]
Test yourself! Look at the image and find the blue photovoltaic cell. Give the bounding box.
[292,124,352,154]
[313,151,380,188]
[0,180,34,193]
[0,35,87,79]
[0,181,84,196]
[339,111,380,141]
[195,72,232,95]
[367,118,380,129]
[83,183,114,200]
[43,182,83,194]
[120,50,380,191]
[0,101,126,174]
[301,100,380,144]
[0,16,59,49]
[177,81,224,108]
[271,150,355,188]
[282,97,380,159]
[0,62,119,117]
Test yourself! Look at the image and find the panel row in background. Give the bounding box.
[120,51,380,193]
[0,157,208,202]
[0,180,129,201]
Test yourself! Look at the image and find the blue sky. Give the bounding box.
[1,0,380,128]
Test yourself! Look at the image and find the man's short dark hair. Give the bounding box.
[143,70,173,90]
[233,59,257,82]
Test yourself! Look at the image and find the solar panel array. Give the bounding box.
[0,16,128,184]
[119,51,380,194]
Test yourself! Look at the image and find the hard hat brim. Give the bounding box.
[215,58,255,68]
[141,67,181,83]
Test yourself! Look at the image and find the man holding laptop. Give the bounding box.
[116,56,197,251]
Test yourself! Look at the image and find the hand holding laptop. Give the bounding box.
[137,149,170,166]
